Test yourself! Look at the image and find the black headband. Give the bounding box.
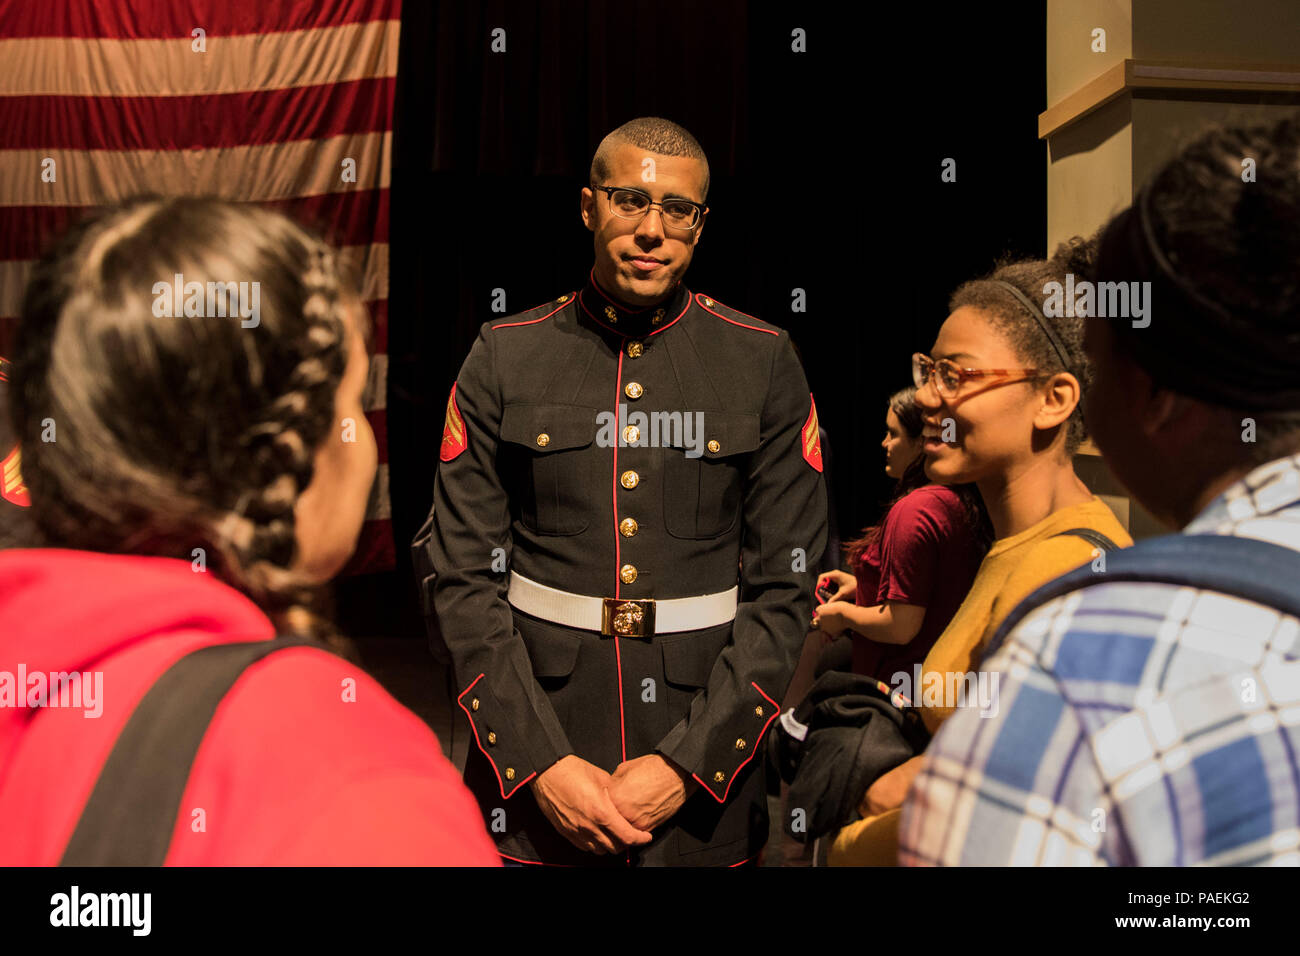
[1095,186,1300,412]
[990,279,1072,372]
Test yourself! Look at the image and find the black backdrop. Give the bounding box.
[337,0,1048,637]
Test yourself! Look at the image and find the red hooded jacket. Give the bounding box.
[0,548,500,865]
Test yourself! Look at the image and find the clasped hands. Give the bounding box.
[530,753,698,855]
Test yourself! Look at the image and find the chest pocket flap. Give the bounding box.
[499,403,597,535]
[694,411,761,459]
[658,410,760,458]
[500,403,598,452]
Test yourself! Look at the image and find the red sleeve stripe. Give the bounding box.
[694,294,778,335]
[456,673,535,799]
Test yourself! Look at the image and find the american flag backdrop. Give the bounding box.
[0,0,399,573]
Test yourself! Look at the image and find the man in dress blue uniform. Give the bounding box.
[417,117,827,866]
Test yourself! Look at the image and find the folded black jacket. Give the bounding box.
[768,671,929,843]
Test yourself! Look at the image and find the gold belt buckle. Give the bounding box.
[601,598,656,638]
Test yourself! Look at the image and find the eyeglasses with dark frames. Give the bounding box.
[591,185,707,231]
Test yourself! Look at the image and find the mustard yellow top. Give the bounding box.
[827,496,1133,866]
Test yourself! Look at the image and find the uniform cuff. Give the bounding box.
[659,681,780,804]
[456,673,559,798]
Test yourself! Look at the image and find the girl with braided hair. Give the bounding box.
[0,197,497,865]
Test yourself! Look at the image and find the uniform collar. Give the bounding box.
[577,268,691,337]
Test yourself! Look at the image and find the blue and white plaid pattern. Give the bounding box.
[899,454,1300,866]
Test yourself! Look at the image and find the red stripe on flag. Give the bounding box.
[364,299,388,354]
[0,78,395,151]
[339,518,395,578]
[365,408,388,464]
[0,0,400,39]
[0,206,90,263]
[262,190,391,256]
[0,189,389,261]
[0,311,387,389]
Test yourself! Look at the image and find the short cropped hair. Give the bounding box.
[590,117,710,201]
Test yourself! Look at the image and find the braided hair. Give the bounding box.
[9,196,355,641]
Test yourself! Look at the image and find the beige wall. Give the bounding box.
[1047,0,1131,104]
[1047,94,1131,251]
[1131,97,1300,186]
[1133,0,1300,62]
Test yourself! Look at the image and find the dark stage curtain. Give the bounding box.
[355,0,1046,638]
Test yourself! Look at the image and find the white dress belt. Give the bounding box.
[507,570,738,636]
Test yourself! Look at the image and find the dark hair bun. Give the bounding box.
[1050,232,1100,281]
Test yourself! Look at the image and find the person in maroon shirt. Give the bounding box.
[813,387,988,684]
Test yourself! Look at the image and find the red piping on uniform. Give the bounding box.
[647,295,690,338]
[579,284,689,338]
[491,295,573,330]
[457,673,536,799]
[611,348,628,763]
[613,636,628,765]
[692,681,781,804]
[612,350,624,599]
[499,852,573,867]
[728,858,750,867]
[695,293,778,336]
[577,290,625,335]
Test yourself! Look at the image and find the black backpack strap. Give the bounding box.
[1051,527,1120,552]
[60,637,317,866]
[982,533,1300,663]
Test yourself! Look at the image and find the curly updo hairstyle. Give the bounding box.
[944,238,1098,455]
[9,196,355,639]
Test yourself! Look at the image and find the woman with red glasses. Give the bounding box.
[829,238,1132,866]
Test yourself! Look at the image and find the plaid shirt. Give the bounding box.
[899,453,1300,866]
